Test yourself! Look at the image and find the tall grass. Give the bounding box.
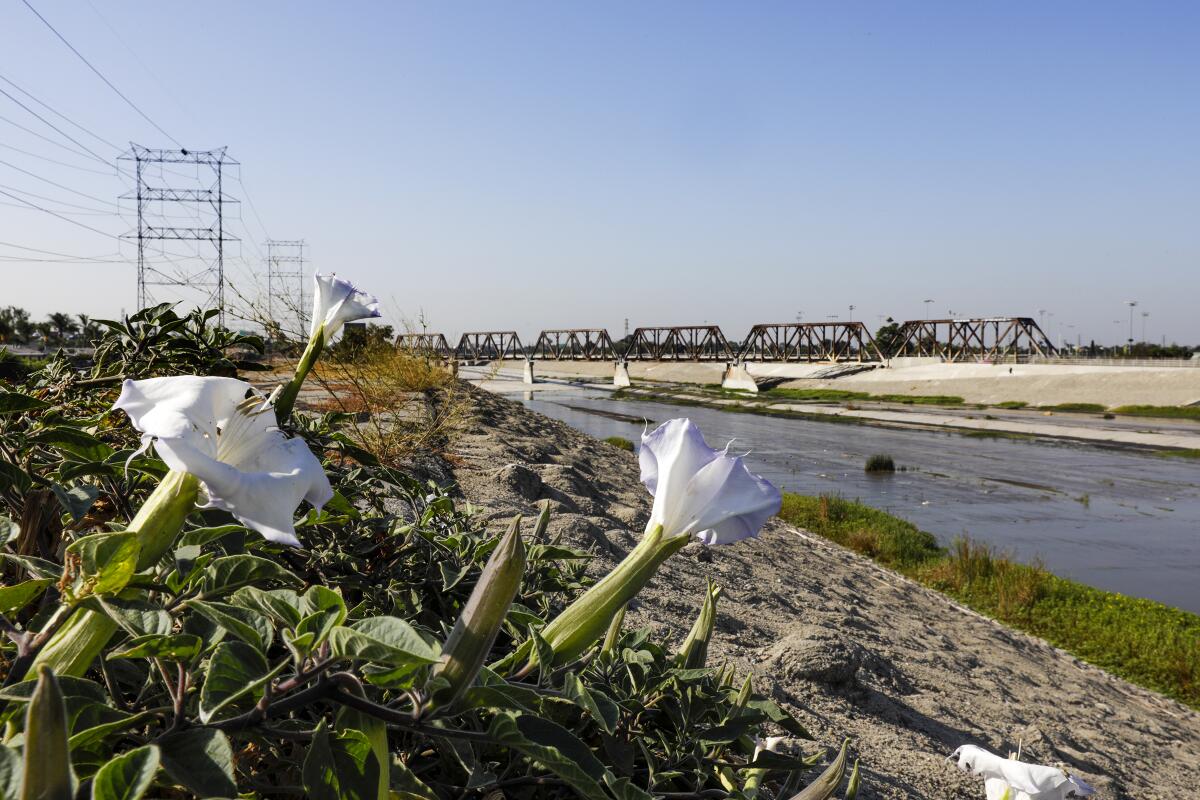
[311,344,471,464]
[1112,405,1200,422]
[763,387,964,406]
[777,492,1200,708]
[1042,402,1107,413]
[864,454,896,473]
[604,435,635,451]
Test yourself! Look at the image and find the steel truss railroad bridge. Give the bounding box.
[395,317,1055,364]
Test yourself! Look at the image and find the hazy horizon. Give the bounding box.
[2,1,1197,346]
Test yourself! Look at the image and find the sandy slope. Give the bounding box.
[445,386,1200,799]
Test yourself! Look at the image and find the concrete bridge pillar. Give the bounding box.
[721,359,758,393]
[522,359,535,384]
[613,359,631,388]
[448,358,459,377]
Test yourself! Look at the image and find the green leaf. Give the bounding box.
[107,634,202,662]
[0,391,48,415]
[201,554,300,597]
[31,428,112,462]
[0,552,64,580]
[90,745,159,800]
[189,600,272,652]
[68,709,160,752]
[0,579,52,615]
[52,484,100,524]
[96,596,172,637]
[488,712,611,800]
[176,524,248,548]
[0,516,19,546]
[63,532,140,600]
[844,759,861,800]
[790,739,850,800]
[198,641,283,723]
[0,744,18,800]
[295,586,347,648]
[156,728,235,798]
[328,617,439,667]
[302,726,382,800]
[22,666,74,800]
[229,587,302,628]
[561,672,617,734]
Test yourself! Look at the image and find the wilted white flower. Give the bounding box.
[115,376,333,547]
[952,745,1095,800]
[639,418,781,545]
[753,735,786,759]
[310,272,381,339]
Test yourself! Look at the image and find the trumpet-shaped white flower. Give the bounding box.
[310,272,381,339]
[115,376,333,547]
[952,745,1095,800]
[753,735,786,759]
[639,419,781,545]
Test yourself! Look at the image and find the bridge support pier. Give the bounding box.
[522,359,535,384]
[721,359,758,393]
[448,358,459,378]
[613,359,631,388]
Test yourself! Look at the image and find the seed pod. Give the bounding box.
[428,515,526,709]
[676,580,722,669]
[22,666,74,800]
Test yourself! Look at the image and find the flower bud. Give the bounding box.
[22,666,74,800]
[676,580,721,669]
[428,515,525,709]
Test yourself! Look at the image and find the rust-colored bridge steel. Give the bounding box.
[625,326,734,361]
[531,329,616,361]
[455,331,526,361]
[396,333,451,357]
[738,322,884,363]
[893,317,1056,362]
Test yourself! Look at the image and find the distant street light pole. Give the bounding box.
[848,304,855,323]
[1125,300,1138,351]
[1038,308,1047,329]
[795,310,803,323]
[1141,311,1149,343]
[923,299,934,318]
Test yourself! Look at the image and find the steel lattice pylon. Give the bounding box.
[265,239,309,336]
[119,144,239,326]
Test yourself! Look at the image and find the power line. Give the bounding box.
[20,0,182,148]
[0,140,115,175]
[0,187,120,239]
[0,239,119,259]
[0,183,116,214]
[0,72,123,153]
[0,85,115,166]
[0,158,116,206]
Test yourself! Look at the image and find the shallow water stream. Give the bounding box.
[509,387,1200,613]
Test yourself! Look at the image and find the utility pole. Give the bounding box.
[265,239,309,336]
[1125,300,1137,352]
[120,145,238,327]
[1140,311,1149,344]
[848,304,855,323]
[923,299,934,318]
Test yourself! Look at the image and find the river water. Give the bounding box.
[509,388,1200,613]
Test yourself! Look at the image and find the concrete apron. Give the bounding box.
[721,360,759,393]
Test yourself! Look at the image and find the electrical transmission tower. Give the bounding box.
[120,144,238,326]
[265,239,309,336]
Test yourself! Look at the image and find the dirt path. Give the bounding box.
[445,386,1200,799]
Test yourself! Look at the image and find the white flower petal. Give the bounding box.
[114,375,333,547]
[639,418,780,546]
[1065,776,1095,797]
[115,376,251,455]
[310,273,381,339]
[952,746,1073,797]
[156,435,331,547]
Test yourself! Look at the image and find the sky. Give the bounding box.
[1,1,1197,346]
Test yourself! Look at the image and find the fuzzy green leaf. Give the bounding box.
[198,641,280,723]
[107,634,202,662]
[0,579,52,616]
[63,531,140,600]
[487,712,610,800]
[789,739,850,800]
[90,745,159,800]
[22,667,74,800]
[328,617,439,667]
[189,600,272,652]
[302,727,381,800]
[201,554,300,597]
[156,728,235,798]
[0,391,48,415]
[0,744,20,800]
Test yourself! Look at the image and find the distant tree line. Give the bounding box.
[0,306,103,348]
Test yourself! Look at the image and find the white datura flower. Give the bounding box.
[952,745,1095,800]
[639,418,781,545]
[753,735,786,759]
[115,376,333,547]
[310,272,381,339]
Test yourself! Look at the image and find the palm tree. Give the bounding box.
[46,312,79,344]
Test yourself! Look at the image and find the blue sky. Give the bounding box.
[2,1,1197,345]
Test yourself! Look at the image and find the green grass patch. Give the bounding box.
[763,387,871,403]
[604,435,635,452]
[864,454,896,473]
[1112,405,1200,422]
[778,492,1200,708]
[1042,402,1108,413]
[872,393,964,406]
[1156,449,1200,460]
[994,400,1028,409]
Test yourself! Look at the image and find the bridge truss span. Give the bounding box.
[738,322,884,362]
[455,331,525,361]
[893,317,1056,362]
[396,333,451,358]
[625,326,734,361]
[532,329,616,361]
